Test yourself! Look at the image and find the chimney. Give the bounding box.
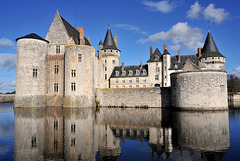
[198,48,201,57]
[114,35,117,47]
[150,46,153,57]
[77,27,84,38]
[178,50,180,62]
[122,62,124,69]
[163,44,167,51]
[140,61,142,68]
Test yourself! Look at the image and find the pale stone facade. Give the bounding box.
[15,11,228,109]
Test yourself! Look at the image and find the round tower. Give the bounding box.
[15,33,48,107]
[162,44,171,87]
[99,26,120,88]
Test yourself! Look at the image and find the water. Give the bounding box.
[0,103,240,161]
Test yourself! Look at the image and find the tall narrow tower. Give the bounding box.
[98,26,120,88]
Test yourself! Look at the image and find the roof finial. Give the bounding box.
[108,22,110,29]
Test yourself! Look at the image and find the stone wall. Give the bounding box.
[96,87,170,107]
[171,70,228,110]
[0,94,15,103]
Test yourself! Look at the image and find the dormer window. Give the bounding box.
[128,70,133,76]
[154,56,159,61]
[135,70,140,75]
[115,71,119,76]
[142,69,147,75]
[122,70,126,76]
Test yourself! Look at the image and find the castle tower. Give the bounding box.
[147,47,162,87]
[162,44,171,87]
[15,33,48,107]
[64,27,96,107]
[98,26,120,88]
[200,32,226,70]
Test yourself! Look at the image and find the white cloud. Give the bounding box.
[0,54,16,70]
[0,38,14,48]
[187,1,202,19]
[142,0,176,13]
[0,80,16,93]
[137,22,204,50]
[115,24,147,35]
[186,1,229,24]
[233,66,240,77]
[203,3,229,24]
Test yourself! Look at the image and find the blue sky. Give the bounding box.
[0,0,240,93]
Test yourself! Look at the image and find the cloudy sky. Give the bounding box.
[0,0,240,93]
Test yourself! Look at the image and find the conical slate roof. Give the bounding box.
[99,40,103,45]
[16,33,49,43]
[147,48,162,62]
[102,27,119,50]
[201,32,224,58]
[163,49,170,55]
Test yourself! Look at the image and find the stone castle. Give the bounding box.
[15,11,228,110]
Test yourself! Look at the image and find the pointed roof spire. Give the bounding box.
[102,26,119,50]
[99,40,103,45]
[201,32,224,58]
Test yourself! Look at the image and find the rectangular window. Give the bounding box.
[71,83,76,91]
[143,85,146,87]
[116,79,118,83]
[143,78,146,83]
[136,85,139,87]
[129,79,132,83]
[78,54,82,62]
[33,69,37,77]
[155,75,159,80]
[105,59,107,63]
[54,83,58,92]
[54,120,58,130]
[71,138,75,147]
[31,137,36,147]
[105,66,107,71]
[54,139,58,149]
[71,70,76,77]
[54,65,59,74]
[122,79,125,83]
[71,124,76,133]
[56,45,60,53]
[136,78,139,83]
[112,60,115,64]
[156,67,160,72]
[129,85,132,88]
[105,74,107,80]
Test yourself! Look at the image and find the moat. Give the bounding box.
[0,103,240,161]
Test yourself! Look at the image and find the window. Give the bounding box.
[156,63,158,66]
[54,83,58,92]
[71,138,75,147]
[71,70,76,77]
[71,124,76,133]
[165,76,167,78]
[115,71,119,76]
[129,79,132,83]
[129,85,132,88]
[143,85,146,87]
[156,67,160,72]
[54,139,58,149]
[56,45,60,53]
[129,70,133,76]
[54,120,58,130]
[112,60,115,64]
[136,85,139,87]
[71,83,76,91]
[105,66,107,71]
[122,79,125,83]
[143,78,146,83]
[122,86,125,88]
[142,70,147,75]
[136,70,140,75]
[31,137,36,147]
[33,69,37,77]
[105,74,107,80]
[78,54,82,62]
[54,65,59,74]
[122,71,126,76]
[155,75,159,80]
[105,59,107,63]
[116,86,118,88]
[136,78,139,83]
[116,79,118,83]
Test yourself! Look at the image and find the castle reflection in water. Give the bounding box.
[14,107,230,161]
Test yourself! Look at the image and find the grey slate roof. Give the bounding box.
[99,40,103,45]
[102,28,119,51]
[110,64,148,78]
[169,54,199,70]
[16,33,49,43]
[147,48,162,62]
[60,15,91,46]
[201,32,224,58]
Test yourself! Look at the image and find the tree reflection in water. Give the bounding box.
[14,107,230,161]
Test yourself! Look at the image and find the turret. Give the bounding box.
[162,44,171,87]
[200,32,226,70]
[99,26,121,88]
